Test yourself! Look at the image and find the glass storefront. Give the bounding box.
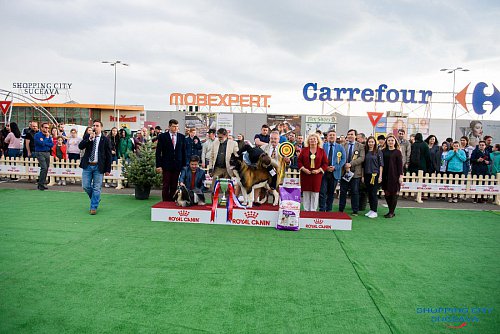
[4,104,138,129]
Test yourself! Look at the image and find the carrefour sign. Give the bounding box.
[303,83,432,104]
[455,82,499,115]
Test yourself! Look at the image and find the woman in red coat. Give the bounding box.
[381,135,403,218]
[298,133,328,211]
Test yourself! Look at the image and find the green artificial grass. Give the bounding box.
[0,188,499,333]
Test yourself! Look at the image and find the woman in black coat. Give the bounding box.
[425,135,440,174]
[408,133,431,174]
[382,135,403,218]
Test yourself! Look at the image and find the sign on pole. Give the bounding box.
[0,101,11,115]
[367,112,384,127]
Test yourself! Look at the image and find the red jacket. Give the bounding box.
[52,144,68,160]
[298,146,328,192]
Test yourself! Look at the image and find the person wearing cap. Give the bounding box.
[202,128,216,168]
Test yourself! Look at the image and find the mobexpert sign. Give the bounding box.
[13,82,72,101]
[170,93,271,107]
[303,83,432,104]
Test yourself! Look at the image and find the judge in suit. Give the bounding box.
[208,128,239,190]
[319,130,346,212]
[156,119,187,201]
[339,129,365,215]
[78,120,112,215]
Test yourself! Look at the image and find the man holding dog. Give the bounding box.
[209,128,239,190]
[179,155,207,203]
[156,119,187,201]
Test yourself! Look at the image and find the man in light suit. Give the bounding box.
[319,130,346,212]
[339,129,365,215]
[209,128,239,191]
[156,119,187,201]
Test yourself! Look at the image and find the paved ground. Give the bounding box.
[1,178,498,211]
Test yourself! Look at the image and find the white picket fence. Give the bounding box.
[1,157,499,205]
[0,156,125,189]
[284,169,500,205]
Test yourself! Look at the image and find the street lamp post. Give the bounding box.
[440,67,469,139]
[102,60,129,128]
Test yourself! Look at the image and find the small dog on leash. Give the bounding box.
[174,185,202,207]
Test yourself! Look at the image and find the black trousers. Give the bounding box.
[364,173,380,212]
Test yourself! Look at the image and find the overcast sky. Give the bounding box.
[1,0,499,120]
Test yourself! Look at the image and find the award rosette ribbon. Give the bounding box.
[211,178,246,223]
[337,151,342,164]
[278,142,296,180]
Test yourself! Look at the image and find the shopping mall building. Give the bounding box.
[9,102,145,130]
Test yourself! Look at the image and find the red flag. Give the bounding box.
[0,101,11,115]
[367,112,384,127]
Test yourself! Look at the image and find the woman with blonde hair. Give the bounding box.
[298,133,328,211]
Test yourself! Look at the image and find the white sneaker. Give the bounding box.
[448,198,453,203]
[62,180,66,186]
[57,180,62,185]
[365,210,374,217]
[104,183,110,188]
[368,211,378,218]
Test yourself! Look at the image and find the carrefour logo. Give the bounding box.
[455,82,500,115]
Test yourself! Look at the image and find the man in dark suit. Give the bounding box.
[78,120,112,215]
[156,119,187,201]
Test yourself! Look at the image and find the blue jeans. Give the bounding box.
[82,165,104,210]
[8,148,22,158]
[319,172,338,212]
[339,177,360,213]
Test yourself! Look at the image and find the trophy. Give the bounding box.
[217,178,231,206]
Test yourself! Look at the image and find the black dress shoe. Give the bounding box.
[37,185,47,191]
[384,213,395,218]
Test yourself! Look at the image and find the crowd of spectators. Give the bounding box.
[1,119,499,212]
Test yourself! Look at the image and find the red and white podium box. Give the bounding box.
[299,211,352,230]
[151,202,352,230]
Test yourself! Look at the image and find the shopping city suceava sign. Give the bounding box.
[12,82,72,101]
